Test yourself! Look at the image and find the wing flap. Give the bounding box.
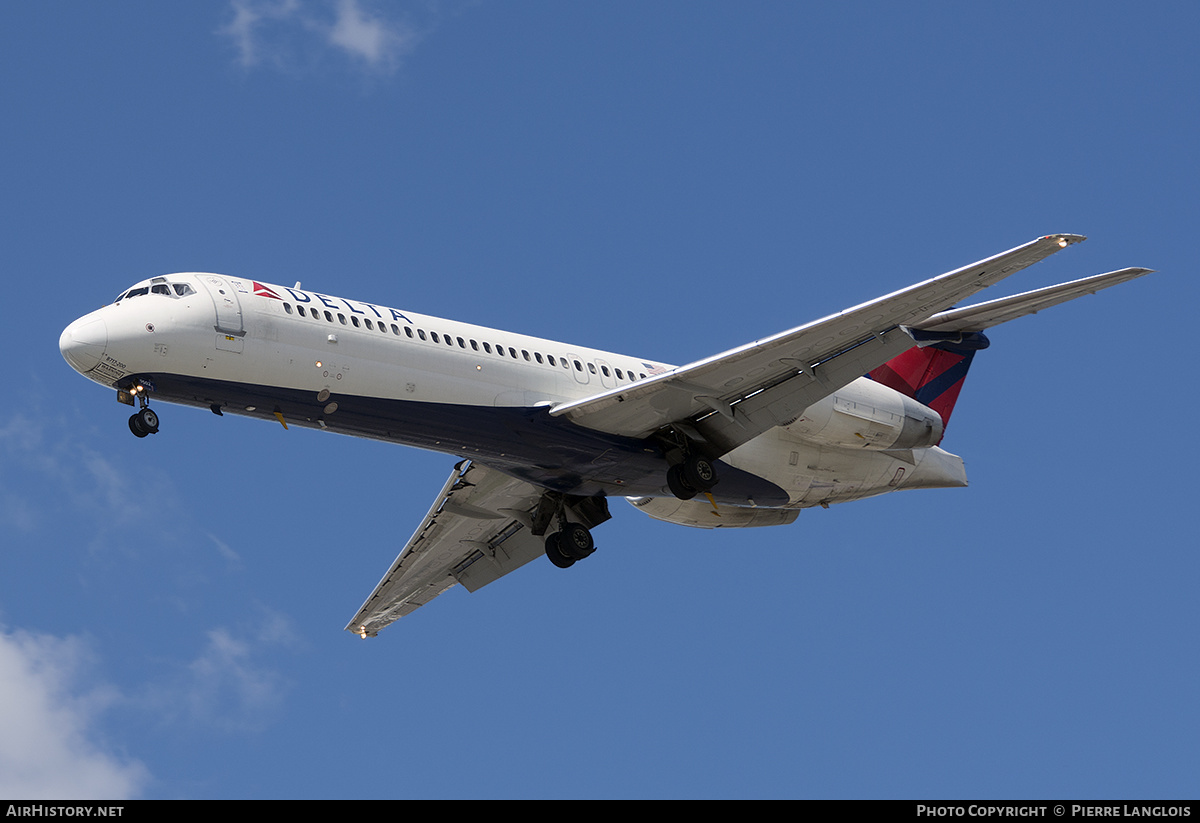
[345,461,545,637]
[550,234,1084,446]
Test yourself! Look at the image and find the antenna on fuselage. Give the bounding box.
[294,281,302,289]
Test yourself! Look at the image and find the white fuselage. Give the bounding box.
[60,273,967,525]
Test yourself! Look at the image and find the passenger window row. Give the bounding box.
[280,300,649,382]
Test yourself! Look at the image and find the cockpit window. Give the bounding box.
[117,281,196,302]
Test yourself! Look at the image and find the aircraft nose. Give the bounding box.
[59,313,108,375]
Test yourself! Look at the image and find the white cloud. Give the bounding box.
[221,0,301,68]
[220,0,421,72]
[328,0,418,67]
[0,411,171,538]
[0,628,148,799]
[146,614,297,733]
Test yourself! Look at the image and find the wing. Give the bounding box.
[345,461,547,637]
[911,267,1153,333]
[551,234,1085,454]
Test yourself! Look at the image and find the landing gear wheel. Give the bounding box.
[560,523,595,560]
[128,407,159,437]
[128,413,149,438]
[681,455,717,491]
[136,407,159,434]
[667,465,698,500]
[544,533,575,569]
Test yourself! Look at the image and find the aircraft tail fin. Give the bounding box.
[871,267,1155,436]
[868,331,989,435]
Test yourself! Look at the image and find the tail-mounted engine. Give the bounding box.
[782,381,944,451]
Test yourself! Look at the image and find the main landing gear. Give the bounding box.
[544,521,595,569]
[533,491,609,570]
[666,453,718,500]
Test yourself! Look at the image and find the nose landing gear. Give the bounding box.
[122,383,160,438]
[128,407,159,437]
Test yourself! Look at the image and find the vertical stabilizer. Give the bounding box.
[868,332,989,435]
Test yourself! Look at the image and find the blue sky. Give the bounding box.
[1,1,1196,799]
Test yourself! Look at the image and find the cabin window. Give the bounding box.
[470,340,479,351]
[351,316,360,328]
[522,350,531,362]
[338,314,347,325]
[535,353,544,364]
[418,329,426,341]
[588,363,596,374]
[283,303,293,314]
[324,311,333,322]
[615,368,623,379]
[430,331,439,343]
[403,326,413,338]
[457,337,465,348]
[482,342,492,354]
[364,318,373,330]
[574,360,583,372]
[601,365,609,377]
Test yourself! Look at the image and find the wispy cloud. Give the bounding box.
[145,612,298,734]
[0,628,149,799]
[220,0,422,73]
[0,412,163,537]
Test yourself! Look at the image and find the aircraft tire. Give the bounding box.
[544,533,576,569]
[560,523,595,560]
[128,413,149,438]
[667,465,698,500]
[681,455,717,491]
[136,407,160,434]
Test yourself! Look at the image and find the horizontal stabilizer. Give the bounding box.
[912,268,1153,334]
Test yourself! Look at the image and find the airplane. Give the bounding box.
[59,234,1152,638]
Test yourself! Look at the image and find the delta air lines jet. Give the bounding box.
[59,235,1151,637]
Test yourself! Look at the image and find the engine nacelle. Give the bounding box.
[783,381,943,450]
[626,496,800,529]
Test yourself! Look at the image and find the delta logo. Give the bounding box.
[253,282,282,300]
